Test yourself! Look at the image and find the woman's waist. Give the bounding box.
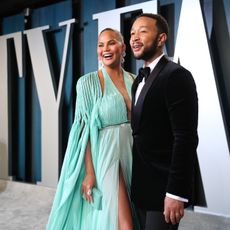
[99,121,131,131]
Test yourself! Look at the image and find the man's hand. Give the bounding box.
[164,196,184,225]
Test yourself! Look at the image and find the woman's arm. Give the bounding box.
[82,140,96,202]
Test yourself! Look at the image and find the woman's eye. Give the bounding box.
[109,41,116,45]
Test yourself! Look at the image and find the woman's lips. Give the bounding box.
[103,53,113,59]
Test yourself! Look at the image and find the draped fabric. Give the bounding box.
[47,67,139,230]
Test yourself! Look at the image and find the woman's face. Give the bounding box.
[97,30,125,68]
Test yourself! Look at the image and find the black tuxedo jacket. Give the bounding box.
[131,56,199,211]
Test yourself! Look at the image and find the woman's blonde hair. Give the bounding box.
[99,28,124,44]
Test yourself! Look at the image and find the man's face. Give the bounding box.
[130,16,160,61]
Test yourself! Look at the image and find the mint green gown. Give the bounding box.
[46,67,138,230]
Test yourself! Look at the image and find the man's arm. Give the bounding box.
[164,67,198,224]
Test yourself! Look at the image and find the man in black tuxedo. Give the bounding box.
[130,13,198,230]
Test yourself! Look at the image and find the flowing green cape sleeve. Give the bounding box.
[46,72,101,230]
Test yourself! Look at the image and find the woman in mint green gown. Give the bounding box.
[46,28,139,230]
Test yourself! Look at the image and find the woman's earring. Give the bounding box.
[99,60,104,68]
[121,51,126,64]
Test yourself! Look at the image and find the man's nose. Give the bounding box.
[131,34,139,42]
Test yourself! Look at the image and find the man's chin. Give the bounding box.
[133,53,143,60]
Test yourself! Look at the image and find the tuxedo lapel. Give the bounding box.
[132,56,169,131]
[131,77,139,103]
[131,79,138,130]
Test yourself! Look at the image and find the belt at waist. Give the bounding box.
[100,122,130,130]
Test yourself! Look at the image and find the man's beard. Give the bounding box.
[133,36,158,61]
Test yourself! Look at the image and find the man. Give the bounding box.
[130,13,198,230]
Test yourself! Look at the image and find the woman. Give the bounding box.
[46,28,138,230]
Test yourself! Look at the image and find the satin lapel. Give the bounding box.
[133,56,169,130]
[131,78,139,105]
[131,77,139,130]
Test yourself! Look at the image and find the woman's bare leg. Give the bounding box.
[118,166,133,230]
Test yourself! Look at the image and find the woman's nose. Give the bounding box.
[103,44,109,51]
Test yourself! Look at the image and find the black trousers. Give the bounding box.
[137,208,179,230]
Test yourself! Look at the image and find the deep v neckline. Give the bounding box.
[101,67,131,99]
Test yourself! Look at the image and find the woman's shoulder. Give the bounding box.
[124,70,136,81]
[76,71,101,97]
[77,71,98,85]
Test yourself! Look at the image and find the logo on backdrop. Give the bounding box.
[0,19,75,187]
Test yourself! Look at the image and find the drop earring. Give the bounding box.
[99,60,104,68]
[121,51,126,64]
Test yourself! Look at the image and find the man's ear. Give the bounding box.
[158,33,167,47]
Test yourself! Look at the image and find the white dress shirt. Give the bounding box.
[134,53,188,203]
[135,54,164,105]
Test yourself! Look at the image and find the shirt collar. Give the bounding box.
[144,53,165,72]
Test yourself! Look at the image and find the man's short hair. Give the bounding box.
[135,13,169,36]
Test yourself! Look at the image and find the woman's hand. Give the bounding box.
[82,173,96,203]
[83,140,96,203]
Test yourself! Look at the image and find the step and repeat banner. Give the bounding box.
[0,0,230,217]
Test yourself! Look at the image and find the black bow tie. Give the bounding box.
[137,67,151,83]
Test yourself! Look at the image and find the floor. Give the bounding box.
[0,179,230,230]
[0,179,55,230]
